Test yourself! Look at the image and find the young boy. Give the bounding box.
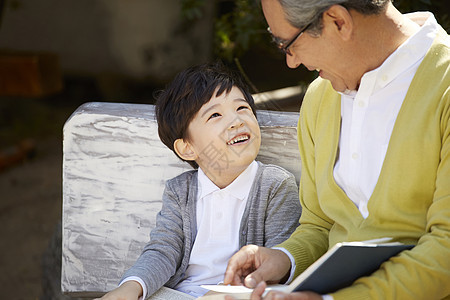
[97,62,301,299]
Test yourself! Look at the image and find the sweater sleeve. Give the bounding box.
[121,179,186,298]
[277,79,334,277]
[262,166,302,248]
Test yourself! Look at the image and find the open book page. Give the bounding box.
[197,292,250,299]
[148,286,195,300]
[197,285,252,299]
[198,284,287,299]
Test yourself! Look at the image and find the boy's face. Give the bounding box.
[183,86,261,183]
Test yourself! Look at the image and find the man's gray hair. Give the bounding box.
[278,0,391,34]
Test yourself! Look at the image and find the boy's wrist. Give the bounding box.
[120,279,144,298]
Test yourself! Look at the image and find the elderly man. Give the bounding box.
[223,0,450,299]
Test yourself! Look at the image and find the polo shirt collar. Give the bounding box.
[197,160,259,201]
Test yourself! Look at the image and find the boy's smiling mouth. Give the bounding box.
[227,134,250,145]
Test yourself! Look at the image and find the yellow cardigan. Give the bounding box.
[279,28,450,299]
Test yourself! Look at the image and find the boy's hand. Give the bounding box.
[94,280,142,300]
[223,245,291,288]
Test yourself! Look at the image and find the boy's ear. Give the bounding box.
[173,138,198,161]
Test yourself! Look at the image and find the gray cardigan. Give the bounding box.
[122,162,301,297]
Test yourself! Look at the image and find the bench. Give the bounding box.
[61,101,301,298]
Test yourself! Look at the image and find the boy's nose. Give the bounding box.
[229,118,244,129]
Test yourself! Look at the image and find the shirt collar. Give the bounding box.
[197,160,259,201]
[339,12,439,98]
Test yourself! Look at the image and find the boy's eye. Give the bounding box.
[237,105,250,111]
[207,112,221,120]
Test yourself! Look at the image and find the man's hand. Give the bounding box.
[93,280,142,300]
[223,245,291,288]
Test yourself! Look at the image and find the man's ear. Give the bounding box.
[323,4,353,41]
[174,138,198,161]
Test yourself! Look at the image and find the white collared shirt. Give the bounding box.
[334,12,438,218]
[175,160,259,297]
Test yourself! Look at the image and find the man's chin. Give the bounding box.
[327,79,347,93]
[329,79,353,93]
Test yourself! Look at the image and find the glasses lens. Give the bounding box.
[267,26,304,56]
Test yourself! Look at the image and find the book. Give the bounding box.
[148,286,196,300]
[200,238,414,298]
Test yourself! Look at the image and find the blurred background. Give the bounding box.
[0,0,448,299]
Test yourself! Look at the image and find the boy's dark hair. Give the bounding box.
[155,61,257,169]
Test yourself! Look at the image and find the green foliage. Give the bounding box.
[213,0,267,61]
[180,0,206,20]
[181,0,268,62]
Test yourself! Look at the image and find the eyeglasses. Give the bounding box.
[267,23,311,56]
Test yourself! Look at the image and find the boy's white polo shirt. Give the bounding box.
[175,160,259,297]
[122,161,259,299]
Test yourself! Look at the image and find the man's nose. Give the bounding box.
[286,52,301,69]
